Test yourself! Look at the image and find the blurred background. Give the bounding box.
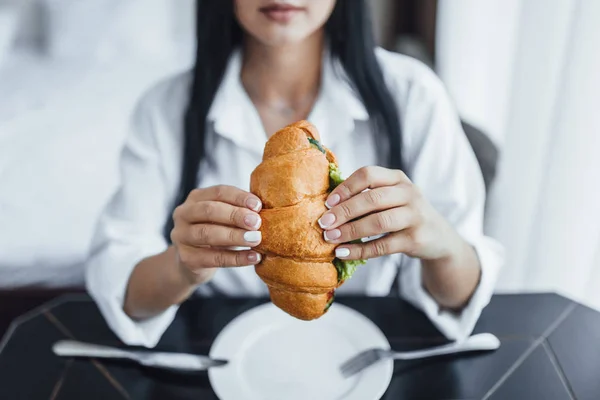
[0,0,599,310]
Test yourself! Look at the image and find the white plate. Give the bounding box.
[209,302,393,400]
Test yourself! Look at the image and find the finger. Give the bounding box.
[323,207,415,244]
[325,166,409,208]
[179,246,262,269]
[318,186,411,229]
[174,224,262,248]
[176,201,261,230]
[333,231,411,260]
[188,185,262,211]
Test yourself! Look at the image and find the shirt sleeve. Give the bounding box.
[395,61,505,341]
[86,83,181,348]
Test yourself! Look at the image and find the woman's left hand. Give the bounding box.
[319,166,463,262]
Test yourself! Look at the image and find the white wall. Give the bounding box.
[437,0,600,309]
[436,0,522,146]
[485,0,580,290]
[513,0,600,306]
[0,0,192,288]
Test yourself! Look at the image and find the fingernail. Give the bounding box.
[324,229,341,241]
[246,197,262,212]
[326,193,340,209]
[335,248,350,258]
[248,252,261,263]
[244,214,261,229]
[243,231,261,242]
[318,213,336,228]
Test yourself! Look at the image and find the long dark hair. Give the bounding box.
[164,0,403,239]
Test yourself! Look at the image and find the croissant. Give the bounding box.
[251,120,364,320]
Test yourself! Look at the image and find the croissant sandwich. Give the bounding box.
[250,120,365,320]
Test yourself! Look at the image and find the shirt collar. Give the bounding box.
[207,48,369,154]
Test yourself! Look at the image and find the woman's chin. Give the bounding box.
[252,27,319,48]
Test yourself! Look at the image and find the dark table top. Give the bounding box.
[0,292,598,400]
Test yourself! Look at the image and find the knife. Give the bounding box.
[52,340,227,371]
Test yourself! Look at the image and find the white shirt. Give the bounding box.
[86,47,504,348]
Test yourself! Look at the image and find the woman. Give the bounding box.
[87,0,503,347]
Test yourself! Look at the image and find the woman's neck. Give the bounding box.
[241,32,324,117]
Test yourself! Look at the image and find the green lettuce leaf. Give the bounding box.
[334,258,367,282]
[324,292,335,312]
[306,136,367,282]
[307,137,326,154]
[328,163,344,189]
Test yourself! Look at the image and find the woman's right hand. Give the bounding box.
[170,185,263,285]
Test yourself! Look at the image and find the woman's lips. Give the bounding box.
[259,4,305,23]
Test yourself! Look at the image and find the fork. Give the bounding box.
[340,333,500,377]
